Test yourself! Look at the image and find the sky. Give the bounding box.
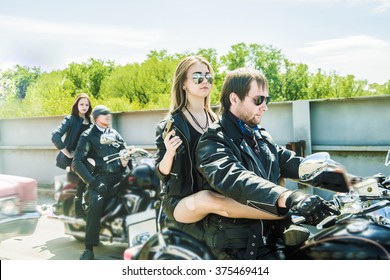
[0,0,389,84]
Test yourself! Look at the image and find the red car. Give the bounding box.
[0,174,41,242]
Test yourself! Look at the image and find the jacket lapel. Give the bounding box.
[220,115,268,179]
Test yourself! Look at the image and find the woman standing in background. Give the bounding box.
[51,93,93,218]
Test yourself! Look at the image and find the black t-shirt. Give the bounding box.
[187,121,202,192]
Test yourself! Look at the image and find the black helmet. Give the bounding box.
[129,164,159,189]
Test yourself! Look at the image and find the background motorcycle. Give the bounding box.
[48,145,161,247]
[124,151,390,260]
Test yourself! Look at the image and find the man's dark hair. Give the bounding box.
[219,67,268,113]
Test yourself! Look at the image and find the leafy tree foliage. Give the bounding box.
[0,65,41,100]
[220,43,250,71]
[0,43,388,118]
[100,52,178,110]
[280,61,310,101]
[0,69,15,101]
[62,58,115,98]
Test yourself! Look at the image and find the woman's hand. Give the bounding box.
[164,130,183,158]
[61,148,73,158]
[159,129,183,176]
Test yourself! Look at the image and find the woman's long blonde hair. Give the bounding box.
[168,56,216,119]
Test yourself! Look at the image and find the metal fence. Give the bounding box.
[1,95,389,190]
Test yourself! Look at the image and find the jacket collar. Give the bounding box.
[220,111,245,144]
[171,110,191,141]
[220,111,268,178]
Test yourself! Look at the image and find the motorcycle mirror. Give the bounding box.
[299,152,341,181]
[386,150,390,167]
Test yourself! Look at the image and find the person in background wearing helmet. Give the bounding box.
[72,105,130,260]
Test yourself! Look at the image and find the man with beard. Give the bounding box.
[195,67,339,260]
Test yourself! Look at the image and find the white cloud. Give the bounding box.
[301,35,388,53]
[0,15,162,48]
[273,0,390,13]
[299,35,390,83]
[0,15,163,70]
[372,0,390,13]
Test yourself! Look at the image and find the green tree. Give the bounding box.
[1,43,388,119]
[0,69,15,101]
[87,58,116,98]
[100,51,179,110]
[280,60,309,101]
[386,80,390,94]
[332,74,364,98]
[220,43,250,71]
[25,70,77,116]
[220,43,287,101]
[62,58,115,98]
[0,65,41,100]
[248,44,285,101]
[308,69,333,99]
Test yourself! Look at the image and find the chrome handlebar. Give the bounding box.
[103,146,154,163]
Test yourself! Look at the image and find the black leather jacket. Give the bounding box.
[155,110,200,213]
[195,112,303,251]
[51,115,90,153]
[155,110,205,239]
[72,125,127,185]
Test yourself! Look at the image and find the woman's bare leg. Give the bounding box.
[173,190,284,223]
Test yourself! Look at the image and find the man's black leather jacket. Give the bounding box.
[195,112,304,254]
[72,125,127,185]
[196,111,303,216]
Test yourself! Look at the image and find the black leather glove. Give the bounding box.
[89,180,107,196]
[286,191,340,225]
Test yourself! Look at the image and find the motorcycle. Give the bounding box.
[48,145,161,247]
[287,151,390,259]
[124,150,390,260]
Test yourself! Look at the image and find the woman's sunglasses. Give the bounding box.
[192,73,214,84]
[248,95,271,106]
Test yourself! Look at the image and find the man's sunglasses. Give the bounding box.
[248,95,271,106]
[192,73,214,84]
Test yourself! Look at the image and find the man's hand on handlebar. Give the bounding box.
[286,191,340,225]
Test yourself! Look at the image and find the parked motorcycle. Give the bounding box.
[48,145,161,247]
[124,151,390,260]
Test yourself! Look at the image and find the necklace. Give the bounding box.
[185,106,209,132]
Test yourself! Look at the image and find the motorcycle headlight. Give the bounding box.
[0,196,20,217]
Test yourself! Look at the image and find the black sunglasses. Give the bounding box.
[248,95,271,106]
[192,72,214,84]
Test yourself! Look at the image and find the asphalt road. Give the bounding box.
[0,190,126,260]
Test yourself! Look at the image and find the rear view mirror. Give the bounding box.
[299,152,342,182]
